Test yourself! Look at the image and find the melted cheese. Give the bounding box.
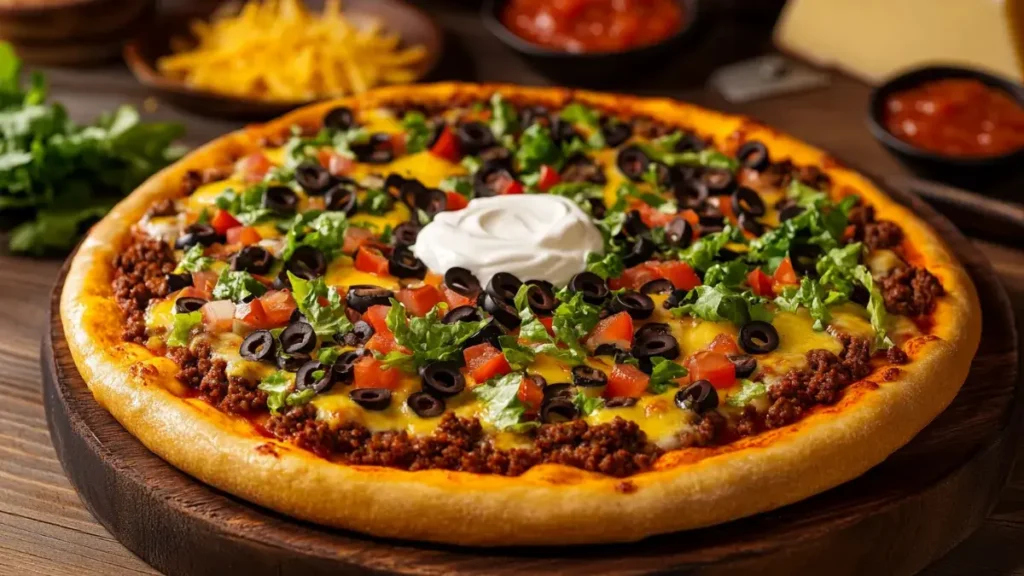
[349,151,464,188]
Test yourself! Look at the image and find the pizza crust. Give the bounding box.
[60,83,981,545]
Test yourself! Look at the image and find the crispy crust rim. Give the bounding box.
[60,83,981,546]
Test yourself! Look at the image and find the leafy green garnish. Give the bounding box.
[473,372,531,430]
[638,135,737,171]
[680,225,745,271]
[540,181,603,212]
[615,181,677,214]
[460,155,482,174]
[288,271,352,338]
[214,184,273,225]
[498,334,536,371]
[559,102,605,148]
[166,311,203,347]
[258,372,315,414]
[211,269,267,303]
[574,391,605,416]
[854,265,893,349]
[648,356,688,394]
[360,188,393,215]
[774,276,847,330]
[515,123,561,174]
[282,210,348,261]
[725,379,767,407]
[400,111,433,154]
[702,260,749,288]
[283,125,369,166]
[175,244,213,273]
[382,299,488,372]
[670,284,773,326]
[439,175,473,199]
[746,200,848,266]
[585,251,625,280]
[502,285,582,366]
[550,289,602,364]
[317,347,341,365]
[489,93,519,138]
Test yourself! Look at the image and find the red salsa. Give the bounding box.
[883,78,1024,157]
[502,0,684,53]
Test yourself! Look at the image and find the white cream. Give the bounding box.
[412,194,604,287]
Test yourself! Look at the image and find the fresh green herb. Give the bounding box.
[166,311,203,347]
[489,93,519,138]
[317,347,341,365]
[585,251,625,280]
[504,285,582,366]
[559,102,606,148]
[669,284,773,326]
[212,269,267,303]
[439,175,474,199]
[615,181,678,214]
[574,391,605,416]
[382,299,488,372]
[498,334,536,370]
[540,181,603,212]
[360,187,393,215]
[680,225,745,271]
[725,379,767,407]
[702,260,749,288]
[288,271,352,338]
[639,136,737,171]
[400,111,432,154]
[774,276,847,330]
[746,200,848,266]
[474,372,532,430]
[258,372,315,414]
[515,123,562,174]
[0,44,185,254]
[195,208,211,225]
[284,125,369,166]
[175,244,214,273]
[550,289,602,364]
[460,155,483,174]
[214,184,273,225]
[853,265,893,349]
[282,210,348,260]
[648,356,689,394]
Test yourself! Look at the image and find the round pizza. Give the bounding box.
[61,84,981,546]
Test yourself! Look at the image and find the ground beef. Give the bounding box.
[145,199,177,218]
[630,116,674,138]
[181,167,231,196]
[879,266,945,316]
[678,411,725,447]
[535,417,662,477]
[765,397,803,429]
[112,237,176,343]
[736,406,761,437]
[848,204,875,230]
[223,376,267,414]
[887,346,909,365]
[863,221,905,250]
[560,156,607,184]
[266,404,340,458]
[197,357,229,404]
[794,165,831,190]
[167,342,213,389]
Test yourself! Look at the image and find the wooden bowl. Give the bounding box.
[0,0,156,66]
[124,0,443,120]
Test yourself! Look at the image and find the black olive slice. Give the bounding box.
[737,140,770,172]
[350,388,392,411]
[633,332,680,360]
[346,285,394,313]
[622,210,649,238]
[239,330,276,362]
[526,282,557,316]
[485,272,523,305]
[175,224,220,249]
[700,169,736,196]
[521,105,550,129]
[351,133,394,164]
[560,154,608,185]
[851,284,871,306]
[540,396,578,424]
[388,247,427,279]
[337,320,374,347]
[673,178,710,208]
[398,179,447,219]
[332,349,370,383]
[739,321,780,354]
[442,305,481,325]
[456,121,496,156]
[790,244,823,276]
[673,133,706,152]
[738,213,765,237]
[616,145,650,182]
[650,162,676,188]
[731,186,766,218]
[166,272,193,293]
[391,221,421,247]
[568,271,609,305]
[479,145,512,167]
[285,245,327,280]
[635,322,671,342]
[262,186,299,216]
[571,365,607,388]
[664,217,694,249]
[296,361,334,394]
[698,214,726,235]
[445,267,482,298]
[543,383,574,402]
[277,352,310,372]
[421,362,466,397]
[407,391,446,418]
[324,182,358,215]
[588,197,608,219]
[174,297,207,314]
[621,235,656,268]
[550,117,579,144]
[481,292,520,329]
[601,118,632,148]
[675,380,718,413]
[779,204,805,222]
[280,322,316,354]
[640,278,675,295]
[290,308,307,324]
[605,397,638,408]
[295,161,333,195]
[727,354,758,378]
[462,319,506,349]
[663,289,688,309]
[593,343,629,359]
[612,291,655,320]
[324,106,355,131]
[231,245,274,275]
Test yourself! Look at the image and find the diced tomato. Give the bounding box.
[445,190,469,211]
[354,246,390,276]
[608,262,661,291]
[442,285,475,309]
[342,226,376,254]
[191,270,219,296]
[493,173,524,195]
[686,350,737,389]
[234,298,269,329]
[463,343,512,382]
[259,290,296,326]
[210,209,241,235]
[773,257,799,287]
[352,356,401,390]
[843,224,857,243]
[240,153,271,183]
[365,332,399,355]
[605,363,650,398]
[747,268,774,297]
[200,300,235,333]
[226,226,262,246]
[678,208,700,229]
[707,333,740,355]
[719,196,738,224]
[651,261,701,290]
[585,311,634,351]
[396,284,443,317]
[390,132,408,157]
[517,375,545,414]
[363,305,392,336]
[537,164,561,191]
[429,126,461,162]
[539,315,555,337]
[318,149,354,176]
[635,202,676,228]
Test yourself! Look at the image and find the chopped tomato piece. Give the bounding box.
[843,224,857,243]
[608,262,661,291]
[493,173,524,195]
[605,364,650,398]
[463,343,512,382]
[678,208,700,229]
[537,164,561,191]
[200,300,235,333]
[259,290,296,326]
[651,261,701,290]
[773,257,799,287]
[390,132,408,157]
[635,202,676,228]
[352,356,401,390]
[442,285,475,309]
[318,149,353,176]
[396,284,443,317]
[429,125,461,162]
[240,153,271,183]
[234,298,269,328]
[585,311,634,351]
[686,350,737,389]
[226,226,262,246]
[707,333,740,355]
[191,270,219,296]
[354,246,390,276]
[363,305,392,336]
[342,226,376,254]
[539,315,555,337]
[747,268,774,297]
[210,209,241,235]
[445,190,469,211]
[365,332,399,355]
[517,375,545,414]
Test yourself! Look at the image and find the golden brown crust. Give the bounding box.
[61,83,981,545]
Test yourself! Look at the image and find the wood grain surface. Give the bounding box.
[2,2,1023,575]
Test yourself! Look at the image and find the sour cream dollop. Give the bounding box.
[412,194,604,287]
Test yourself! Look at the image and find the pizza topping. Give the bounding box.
[676,380,719,414]
[878,266,945,317]
[350,388,393,411]
[239,330,276,363]
[739,321,780,354]
[420,362,466,397]
[727,354,758,378]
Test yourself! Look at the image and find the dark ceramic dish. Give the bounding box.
[124,0,442,120]
[867,65,1024,188]
[481,0,701,87]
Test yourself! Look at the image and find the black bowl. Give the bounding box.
[481,0,701,87]
[867,65,1024,189]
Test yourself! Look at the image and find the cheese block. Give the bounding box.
[774,0,1024,84]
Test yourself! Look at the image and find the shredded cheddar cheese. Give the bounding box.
[157,0,427,102]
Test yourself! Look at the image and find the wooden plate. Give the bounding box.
[43,181,1020,575]
[123,0,443,119]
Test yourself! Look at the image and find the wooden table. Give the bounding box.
[2,4,1022,575]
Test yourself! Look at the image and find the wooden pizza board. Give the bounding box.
[42,182,1020,576]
